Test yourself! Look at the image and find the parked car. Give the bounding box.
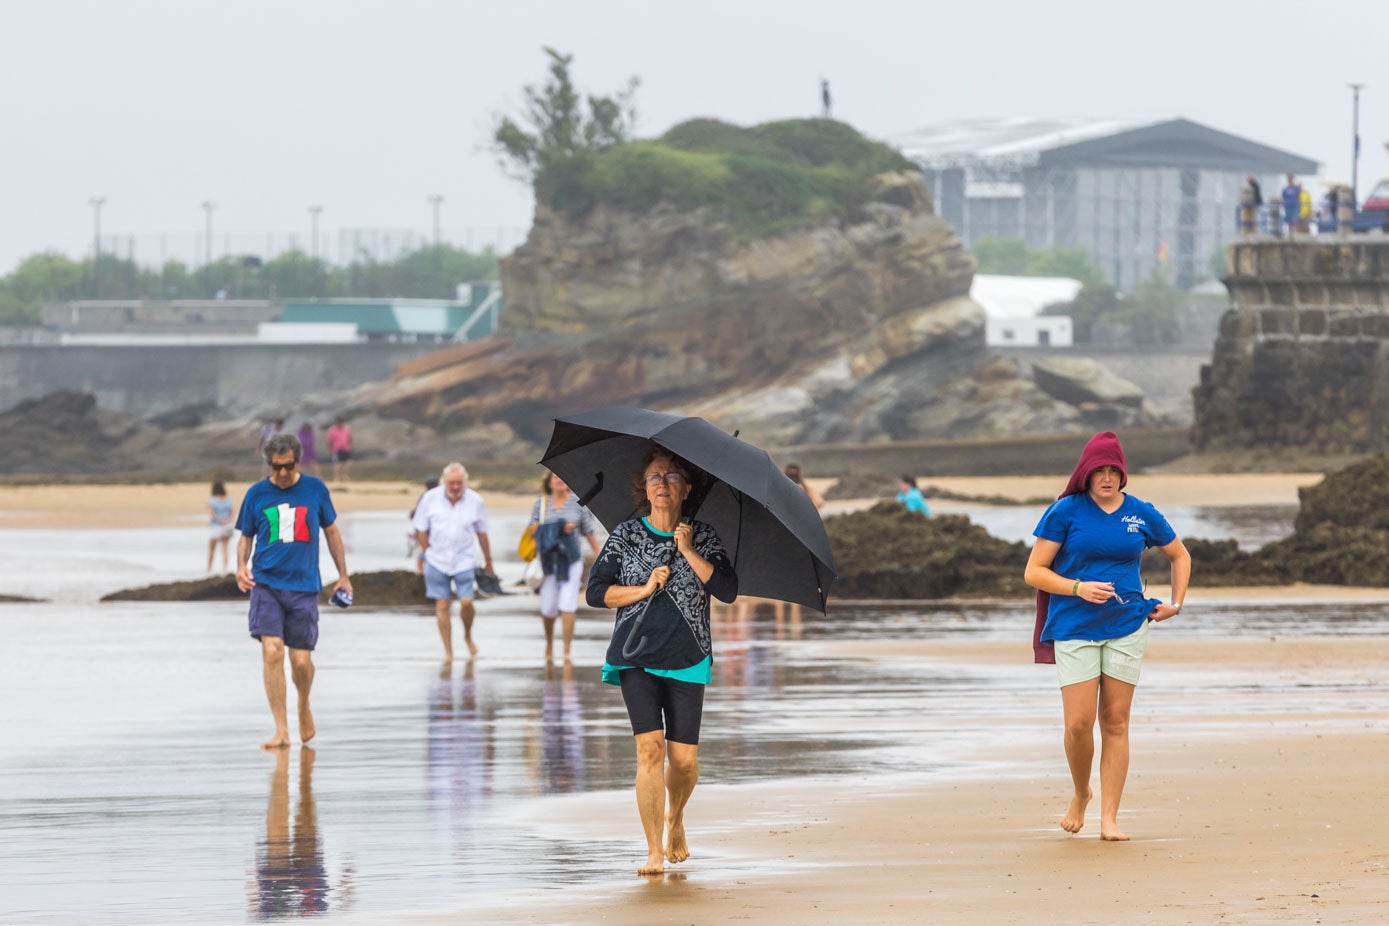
[1352,176,1389,232]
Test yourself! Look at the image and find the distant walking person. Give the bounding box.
[208,480,235,572]
[528,471,602,662]
[896,475,930,516]
[325,417,353,482]
[297,421,320,476]
[1024,431,1190,841]
[413,462,495,663]
[821,79,832,118]
[783,463,824,509]
[236,433,352,750]
[256,418,284,472]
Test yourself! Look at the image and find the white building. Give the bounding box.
[971,274,1081,347]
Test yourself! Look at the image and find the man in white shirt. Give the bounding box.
[412,462,494,661]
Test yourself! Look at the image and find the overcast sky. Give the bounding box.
[3,0,1385,275]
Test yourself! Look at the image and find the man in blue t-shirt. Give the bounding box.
[236,432,352,750]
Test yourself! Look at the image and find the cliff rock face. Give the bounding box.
[364,172,1100,447]
[1193,239,1389,451]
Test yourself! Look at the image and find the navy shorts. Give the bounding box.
[619,669,705,745]
[248,585,320,651]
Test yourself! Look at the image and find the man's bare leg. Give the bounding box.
[435,599,453,663]
[260,636,291,750]
[1097,674,1136,841]
[560,611,576,662]
[289,647,316,744]
[1059,677,1099,833]
[633,731,667,875]
[458,598,479,656]
[664,741,699,864]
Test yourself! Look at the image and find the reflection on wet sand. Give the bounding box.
[251,746,352,919]
[538,660,587,794]
[427,660,495,852]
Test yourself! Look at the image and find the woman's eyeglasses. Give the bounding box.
[644,472,686,486]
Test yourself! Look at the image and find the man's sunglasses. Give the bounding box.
[268,460,298,472]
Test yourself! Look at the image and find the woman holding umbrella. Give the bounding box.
[585,445,738,875]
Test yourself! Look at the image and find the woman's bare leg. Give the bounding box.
[664,741,699,864]
[633,731,667,874]
[1059,677,1099,833]
[560,611,576,661]
[1097,674,1136,841]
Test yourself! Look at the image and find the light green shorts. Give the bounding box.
[1054,621,1150,688]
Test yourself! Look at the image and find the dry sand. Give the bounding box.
[0,472,1322,530]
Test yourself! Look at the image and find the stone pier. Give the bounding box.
[1192,238,1389,451]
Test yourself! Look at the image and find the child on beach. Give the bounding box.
[207,481,234,572]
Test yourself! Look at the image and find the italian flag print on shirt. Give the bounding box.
[264,503,310,543]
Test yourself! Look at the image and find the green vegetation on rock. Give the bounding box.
[493,49,917,238]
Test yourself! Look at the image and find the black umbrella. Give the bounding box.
[539,407,835,611]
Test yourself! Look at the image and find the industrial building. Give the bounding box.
[891,117,1318,290]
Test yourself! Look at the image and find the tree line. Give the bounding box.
[0,245,501,326]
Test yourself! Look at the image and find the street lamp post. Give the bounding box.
[1349,83,1366,206]
[201,201,216,270]
[428,194,444,250]
[308,205,323,261]
[89,196,105,298]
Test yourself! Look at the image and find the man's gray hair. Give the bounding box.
[441,461,468,480]
[264,432,302,462]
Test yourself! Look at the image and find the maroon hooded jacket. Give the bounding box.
[1032,431,1128,664]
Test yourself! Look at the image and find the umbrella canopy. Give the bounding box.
[539,407,835,611]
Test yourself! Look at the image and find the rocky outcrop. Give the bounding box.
[361,170,1110,447]
[1193,239,1389,451]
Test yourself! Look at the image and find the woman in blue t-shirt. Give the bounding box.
[1024,431,1190,842]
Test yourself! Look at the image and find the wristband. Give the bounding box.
[1070,578,1081,596]
[1170,601,1182,612]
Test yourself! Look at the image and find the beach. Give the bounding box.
[3,474,1388,925]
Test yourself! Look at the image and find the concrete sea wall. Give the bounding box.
[0,343,442,419]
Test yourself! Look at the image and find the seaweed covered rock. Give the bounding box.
[1293,454,1389,532]
[102,575,244,602]
[328,570,431,606]
[825,502,1030,599]
[1263,524,1389,586]
[1142,538,1290,588]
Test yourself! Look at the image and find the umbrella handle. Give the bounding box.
[577,472,604,508]
[621,612,649,660]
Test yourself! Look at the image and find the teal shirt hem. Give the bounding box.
[602,655,712,687]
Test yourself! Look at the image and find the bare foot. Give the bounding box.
[466,638,479,657]
[637,852,665,876]
[1100,820,1129,841]
[665,816,690,864]
[1061,789,1091,833]
[261,732,291,750]
[299,704,315,744]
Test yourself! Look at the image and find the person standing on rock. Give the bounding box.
[1024,430,1190,841]
[413,462,494,663]
[236,433,352,750]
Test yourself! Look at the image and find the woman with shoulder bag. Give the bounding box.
[527,472,601,662]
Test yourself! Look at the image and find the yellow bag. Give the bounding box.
[517,495,546,562]
[517,524,538,562]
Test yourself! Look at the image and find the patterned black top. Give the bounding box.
[586,517,738,672]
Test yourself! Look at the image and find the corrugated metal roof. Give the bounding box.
[889,116,1319,174]
[890,117,1160,167]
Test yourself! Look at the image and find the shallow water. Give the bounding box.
[2,505,1386,923]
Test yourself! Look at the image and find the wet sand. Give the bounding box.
[5,476,1389,924]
